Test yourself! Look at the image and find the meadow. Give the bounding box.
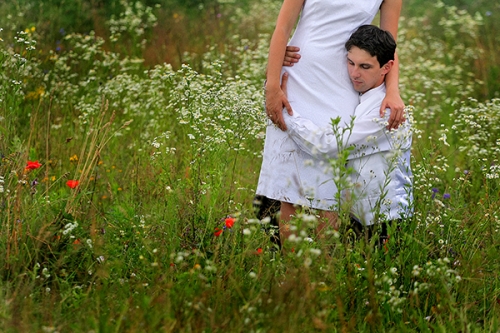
[0,0,499,332]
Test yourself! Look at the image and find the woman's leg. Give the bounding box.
[316,210,339,239]
[279,201,296,242]
[280,202,338,245]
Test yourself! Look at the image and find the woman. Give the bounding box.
[256,0,404,242]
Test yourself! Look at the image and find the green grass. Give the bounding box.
[1,0,500,332]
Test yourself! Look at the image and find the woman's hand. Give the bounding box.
[266,81,292,131]
[380,91,405,129]
[265,45,299,131]
[283,46,301,67]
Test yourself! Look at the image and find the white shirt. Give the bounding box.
[284,84,413,225]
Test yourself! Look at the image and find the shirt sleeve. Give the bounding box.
[283,109,389,159]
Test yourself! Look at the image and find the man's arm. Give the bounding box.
[281,73,389,158]
[284,108,389,158]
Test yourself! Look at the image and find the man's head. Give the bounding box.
[345,25,396,93]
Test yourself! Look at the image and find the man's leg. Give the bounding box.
[253,195,281,247]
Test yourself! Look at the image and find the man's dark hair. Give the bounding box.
[345,25,396,67]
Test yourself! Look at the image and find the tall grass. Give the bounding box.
[1,0,499,332]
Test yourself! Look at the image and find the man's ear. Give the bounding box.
[381,60,394,75]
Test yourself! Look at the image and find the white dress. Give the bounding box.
[256,0,384,210]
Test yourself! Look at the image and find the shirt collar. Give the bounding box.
[359,83,386,103]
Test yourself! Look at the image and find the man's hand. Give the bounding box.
[283,46,301,67]
[380,92,405,129]
[281,72,289,96]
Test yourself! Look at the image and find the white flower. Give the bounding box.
[309,248,322,256]
[304,257,312,268]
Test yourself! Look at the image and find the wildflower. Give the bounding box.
[42,267,50,278]
[214,227,223,237]
[304,257,312,268]
[431,187,439,199]
[309,248,322,256]
[225,217,235,228]
[443,193,451,199]
[255,248,263,255]
[66,180,79,188]
[26,160,42,170]
[70,154,78,162]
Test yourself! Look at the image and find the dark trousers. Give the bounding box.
[253,195,399,248]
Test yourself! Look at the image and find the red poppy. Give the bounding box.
[214,227,223,237]
[255,248,263,255]
[225,217,235,229]
[26,160,42,170]
[66,180,79,189]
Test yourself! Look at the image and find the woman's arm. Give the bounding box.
[380,0,404,129]
[265,0,304,131]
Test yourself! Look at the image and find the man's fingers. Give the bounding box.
[281,72,288,94]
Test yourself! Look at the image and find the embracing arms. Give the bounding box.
[280,73,398,159]
[265,0,305,131]
[379,0,404,129]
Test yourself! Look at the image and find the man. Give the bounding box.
[281,25,413,243]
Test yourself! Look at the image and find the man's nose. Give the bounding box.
[351,67,360,77]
